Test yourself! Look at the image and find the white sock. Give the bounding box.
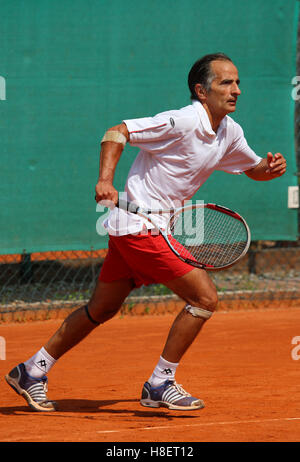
[148,356,179,387]
[24,347,56,379]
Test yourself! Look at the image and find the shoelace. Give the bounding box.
[172,382,191,397]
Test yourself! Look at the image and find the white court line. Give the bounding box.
[97,416,300,434]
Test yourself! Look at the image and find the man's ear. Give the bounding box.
[194,83,207,103]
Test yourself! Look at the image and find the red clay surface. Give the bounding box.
[1,307,300,442]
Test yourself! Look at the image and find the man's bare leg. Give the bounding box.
[162,268,218,363]
[44,278,135,360]
[140,268,217,410]
[5,277,134,411]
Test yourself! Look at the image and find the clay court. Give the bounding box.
[1,305,300,443]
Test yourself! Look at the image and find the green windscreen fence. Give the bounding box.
[0,0,298,253]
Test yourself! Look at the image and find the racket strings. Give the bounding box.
[202,211,246,265]
[168,207,248,268]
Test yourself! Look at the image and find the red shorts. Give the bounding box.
[99,231,193,288]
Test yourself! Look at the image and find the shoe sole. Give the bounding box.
[5,374,56,412]
[140,398,205,411]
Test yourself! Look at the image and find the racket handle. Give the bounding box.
[116,198,140,214]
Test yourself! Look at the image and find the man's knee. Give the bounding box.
[87,301,121,325]
[87,278,134,325]
[183,288,218,321]
[203,291,218,311]
[192,289,218,312]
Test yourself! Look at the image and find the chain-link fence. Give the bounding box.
[0,238,300,319]
[1,23,300,320]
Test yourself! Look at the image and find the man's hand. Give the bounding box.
[245,152,287,181]
[265,152,287,177]
[95,180,118,208]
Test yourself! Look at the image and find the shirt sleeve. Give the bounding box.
[216,121,262,174]
[123,108,196,151]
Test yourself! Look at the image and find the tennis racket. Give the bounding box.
[116,199,251,271]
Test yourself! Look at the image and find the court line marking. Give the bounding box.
[96,416,300,434]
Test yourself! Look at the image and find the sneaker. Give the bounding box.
[140,380,204,410]
[5,363,56,412]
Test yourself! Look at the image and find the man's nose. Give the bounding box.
[232,83,241,95]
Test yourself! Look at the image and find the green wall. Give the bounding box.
[0,0,298,253]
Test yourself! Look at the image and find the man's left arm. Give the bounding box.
[244,152,287,181]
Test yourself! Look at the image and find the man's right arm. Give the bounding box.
[95,123,129,205]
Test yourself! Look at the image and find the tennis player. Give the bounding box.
[5,53,286,412]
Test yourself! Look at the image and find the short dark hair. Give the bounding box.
[188,53,233,100]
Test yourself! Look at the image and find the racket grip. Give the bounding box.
[117,198,139,214]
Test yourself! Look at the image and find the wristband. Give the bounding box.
[101,130,127,147]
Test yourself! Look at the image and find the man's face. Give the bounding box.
[200,60,241,119]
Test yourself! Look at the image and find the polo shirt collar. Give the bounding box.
[192,100,227,137]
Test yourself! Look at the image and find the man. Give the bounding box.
[5,53,286,412]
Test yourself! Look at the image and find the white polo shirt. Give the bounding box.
[103,100,262,235]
